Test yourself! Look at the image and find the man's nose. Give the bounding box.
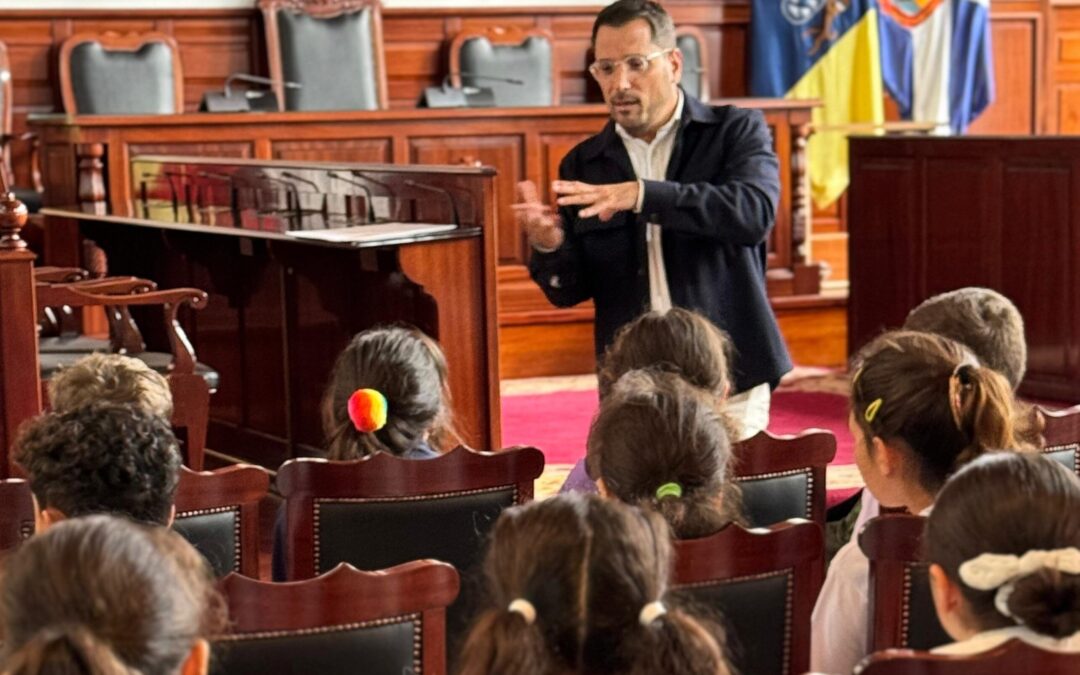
[610,64,633,91]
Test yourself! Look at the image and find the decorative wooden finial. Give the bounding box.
[0,168,28,251]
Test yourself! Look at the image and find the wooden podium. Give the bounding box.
[42,155,500,469]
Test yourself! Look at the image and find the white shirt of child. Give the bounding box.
[933,625,1080,655]
[811,506,933,675]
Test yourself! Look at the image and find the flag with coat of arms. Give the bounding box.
[750,0,885,207]
[878,0,995,134]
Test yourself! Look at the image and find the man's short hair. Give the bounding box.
[15,403,182,525]
[903,287,1027,390]
[591,0,675,49]
[48,353,173,419]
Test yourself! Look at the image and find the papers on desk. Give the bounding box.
[284,222,457,243]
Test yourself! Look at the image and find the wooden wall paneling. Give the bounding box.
[271,138,392,163]
[409,134,524,266]
[847,143,923,351]
[969,11,1043,134]
[1051,5,1080,132]
[998,157,1077,396]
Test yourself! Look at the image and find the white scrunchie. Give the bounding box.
[958,547,1080,619]
[508,598,537,625]
[638,600,667,626]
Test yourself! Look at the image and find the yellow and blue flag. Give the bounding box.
[750,0,885,207]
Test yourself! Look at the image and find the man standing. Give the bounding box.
[516,0,790,433]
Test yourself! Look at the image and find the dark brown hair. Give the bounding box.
[0,515,225,675]
[15,403,181,525]
[850,330,1041,495]
[927,453,1080,637]
[903,287,1027,390]
[591,0,676,49]
[598,308,733,401]
[457,494,731,675]
[322,325,460,460]
[587,369,741,539]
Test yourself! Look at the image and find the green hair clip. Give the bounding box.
[864,398,883,424]
[655,482,683,500]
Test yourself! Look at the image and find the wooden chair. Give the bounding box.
[0,479,34,553]
[731,429,836,528]
[34,282,215,470]
[214,561,459,675]
[0,41,42,211]
[1041,404,1080,476]
[675,25,710,101]
[259,0,388,111]
[277,444,543,655]
[448,26,558,106]
[58,32,184,115]
[860,513,951,652]
[857,639,1080,675]
[672,519,823,675]
[173,465,271,578]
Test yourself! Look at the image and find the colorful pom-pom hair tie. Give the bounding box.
[347,388,388,433]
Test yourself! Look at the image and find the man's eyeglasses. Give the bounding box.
[588,49,672,80]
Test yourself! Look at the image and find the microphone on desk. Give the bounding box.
[421,72,525,109]
[281,171,329,218]
[403,179,460,227]
[328,171,377,222]
[199,73,302,113]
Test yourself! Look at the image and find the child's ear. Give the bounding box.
[596,477,612,498]
[180,639,209,675]
[871,436,904,477]
[929,563,968,641]
[32,495,67,534]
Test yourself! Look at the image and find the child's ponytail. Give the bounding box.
[456,605,549,675]
[627,606,731,675]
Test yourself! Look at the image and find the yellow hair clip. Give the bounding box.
[864,398,883,424]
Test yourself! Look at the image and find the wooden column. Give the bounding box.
[0,188,39,478]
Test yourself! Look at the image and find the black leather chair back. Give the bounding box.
[679,571,793,675]
[737,471,812,527]
[458,36,553,106]
[314,487,516,654]
[69,41,178,114]
[276,9,380,111]
[173,507,240,577]
[902,563,952,650]
[1045,442,1080,476]
[677,32,705,100]
[212,616,421,675]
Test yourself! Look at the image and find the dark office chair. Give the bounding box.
[449,26,557,107]
[58,32,185,115]
[675,26,710,101]
[259,0,388,111]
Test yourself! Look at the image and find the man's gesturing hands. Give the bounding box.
[513,179,641,251]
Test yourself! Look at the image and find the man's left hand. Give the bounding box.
[553,180,638,222]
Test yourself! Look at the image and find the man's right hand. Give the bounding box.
[513,180,564,251]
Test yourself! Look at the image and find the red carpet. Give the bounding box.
[502,386,858,504]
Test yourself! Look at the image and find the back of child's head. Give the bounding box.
[322,325,458,460]
[48,353,173,419]
[457,494,731,675]
[903,287,1027,390]
[850,330,1041,495]
[927,453,1080,638]
[598,308,733,400]
[586,369,740,539]
[15,403,181,526]
[0,514,225,675]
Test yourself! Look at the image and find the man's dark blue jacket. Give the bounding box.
[529,93,792,393]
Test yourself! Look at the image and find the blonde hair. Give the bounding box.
[48,354,172,419]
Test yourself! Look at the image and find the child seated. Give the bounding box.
[927,453,1080,655]
[15,403,182,530]
[47,352,173,419]
[272,325,460,579]
[457,493,733,675]
[562,307,741,494]
[0,514,224,674]
[587,369,741,538]
[811,330,1041,674]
